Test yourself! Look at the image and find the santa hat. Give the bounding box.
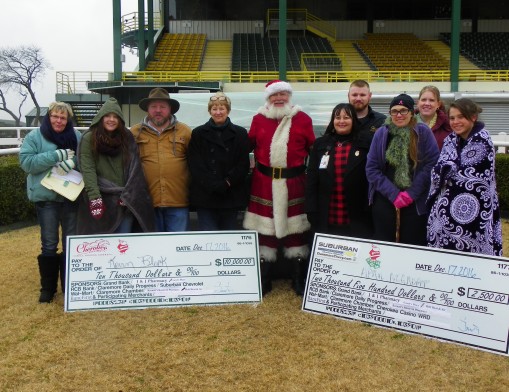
[265,80,292,100]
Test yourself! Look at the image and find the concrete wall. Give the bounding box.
[224,82,509,94]
[169,19,509,40]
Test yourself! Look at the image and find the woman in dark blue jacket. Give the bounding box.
[305,103,373,239]
[188,92,250,230]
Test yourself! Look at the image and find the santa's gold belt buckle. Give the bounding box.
[272,167,283,179]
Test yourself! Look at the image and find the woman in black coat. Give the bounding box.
[305,103,373,238]
[188,92,251,230]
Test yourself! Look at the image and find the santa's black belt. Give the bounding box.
[256,162,306,179]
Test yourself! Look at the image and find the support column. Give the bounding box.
[147,0,154,62]
[450,0,461,92]
[278,0,287,81]
[113,0,122,80]
[138,0,146,71]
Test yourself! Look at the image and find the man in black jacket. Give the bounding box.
[348,80,386,143]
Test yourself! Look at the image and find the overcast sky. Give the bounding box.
[0,0,139,121]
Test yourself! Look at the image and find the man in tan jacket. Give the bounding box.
[131,88,192,231]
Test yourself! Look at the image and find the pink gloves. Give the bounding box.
[89,198,105,219]
[393,191,413,209]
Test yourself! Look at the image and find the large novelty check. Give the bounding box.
[302,234,509,356]
[65,231,261,312]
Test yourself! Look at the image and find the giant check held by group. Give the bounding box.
[65,231,261,312]
[302,234,509,356]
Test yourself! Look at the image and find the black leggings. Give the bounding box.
[371,192,427,246]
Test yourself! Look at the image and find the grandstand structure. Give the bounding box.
[54,0,509,127]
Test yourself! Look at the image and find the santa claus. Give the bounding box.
[243,80,315,295]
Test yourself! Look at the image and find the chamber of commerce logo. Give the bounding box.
[76,239,110,254]
[366,244,381,269]
[117,239,129,254]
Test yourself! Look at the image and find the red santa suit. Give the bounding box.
[243,104,315,262]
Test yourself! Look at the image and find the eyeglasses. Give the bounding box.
[389,108,410,117]
[210,96,228,102]
[50,114,68,122]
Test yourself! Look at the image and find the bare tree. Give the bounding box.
[0,46,50,126]
[0,89,27,126]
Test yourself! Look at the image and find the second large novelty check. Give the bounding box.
[302,234,509,356]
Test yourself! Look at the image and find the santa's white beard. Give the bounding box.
[265,103,293,120]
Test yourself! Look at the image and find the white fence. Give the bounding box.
[0,127,88,155]
[1,126,508,156]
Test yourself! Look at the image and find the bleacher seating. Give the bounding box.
[439,32,509,70]
[355,33,448,71]
[146,33,206,71]
[231,33,339,72]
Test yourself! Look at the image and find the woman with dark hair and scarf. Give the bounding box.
[305,103,373,239]
[77,97,155,235]
[19,102,81,303]
[366,94,439,245]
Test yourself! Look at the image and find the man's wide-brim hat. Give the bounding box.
[139,87,180,113]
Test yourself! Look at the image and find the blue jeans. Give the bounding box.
[155,207,189,232]
[35,200,78,256]
[196,208,239,231]
[114,210,135,234]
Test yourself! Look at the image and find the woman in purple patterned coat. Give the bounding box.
[426,98,503,256]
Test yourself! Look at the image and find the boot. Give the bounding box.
[291,257,309,296]
[58,253,66,294]
[37,254,59,303]
[260,259,273,296]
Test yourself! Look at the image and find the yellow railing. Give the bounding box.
[266,8,336,40]
[122,70,509,83]
[56,70,509,94]
[305,12,336,40]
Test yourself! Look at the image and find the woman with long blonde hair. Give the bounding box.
[416,85,452,150]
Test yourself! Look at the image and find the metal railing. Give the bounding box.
[121,11,162,35]
[56,70,509,94]
[300,53,345,71]
[56,71,110,95]
[266,8,336,40]
[0,127,88,156]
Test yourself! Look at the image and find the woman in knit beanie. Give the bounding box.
[365,93,439,245]
[77,97,156,234]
